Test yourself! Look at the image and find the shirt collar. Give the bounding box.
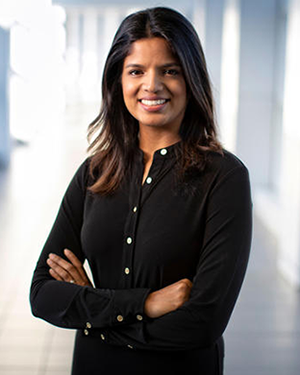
[137,140,181,162]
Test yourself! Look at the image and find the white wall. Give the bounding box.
[277,0,300,287]
[0,27,10,167]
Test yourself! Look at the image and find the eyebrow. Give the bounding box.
[124,63,181,69]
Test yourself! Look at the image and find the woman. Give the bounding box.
[30,7,252,375]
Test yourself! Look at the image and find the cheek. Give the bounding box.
[122,81,137,104]
[121,84,138,117]
[171,80,186,99]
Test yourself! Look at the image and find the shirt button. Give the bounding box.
[84,329,89,336]
[133,206,138,213]
[117,315,124,322]
[146,177,152,184]
[125,267,130,275]
[100,333,105,341]
[86,322,92,329]
[160,148,167,155]
[126,237,132,245]
[127,344,134,349]
[136,314,143,321]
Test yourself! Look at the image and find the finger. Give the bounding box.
[48,253,82,279]
[49,252,76,270]
[64,249,88,281]
[49,268,63,281]
[47,256,81,283]
[48,252,92,287]
[64,249,92,286]
[47,257,72,281]
[182,278,193,289]
[64,249,82,268]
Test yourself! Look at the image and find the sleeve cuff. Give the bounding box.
[111,288,151,326]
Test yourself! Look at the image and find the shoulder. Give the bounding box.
[176,148,250,197]
[206,148,249,179]
[70,157,92,189]
[192,149,251,194]
[74,157,91,177]
[203,149,252,208]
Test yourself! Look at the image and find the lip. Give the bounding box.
[138,97,170,112]
[139,96,169,100]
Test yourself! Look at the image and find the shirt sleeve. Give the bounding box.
[109,165,252,350]
[30,159,150,329]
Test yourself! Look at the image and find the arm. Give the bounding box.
[142,165,252,350]
[110,165,252,350]
[30,159,150,329]
[47,250,193,317]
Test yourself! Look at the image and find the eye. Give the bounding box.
[164,69,180,76]
[129,69,143,76]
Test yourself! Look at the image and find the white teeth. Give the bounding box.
[141,99,167,106]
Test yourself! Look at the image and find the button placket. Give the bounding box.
[141,151,169,206]
[140,153,177,207]
[121,179,143,289]
[120,145,176,299]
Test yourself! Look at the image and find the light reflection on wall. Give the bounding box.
[219,0,240,152]
[278,0,300,286]
[78,8,98,102]
[7,2,66,142]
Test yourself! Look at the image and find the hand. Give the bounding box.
[144,278,193,319]
[47,249,92,287]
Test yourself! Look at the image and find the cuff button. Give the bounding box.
[117,315,124,322]
[136,314,143,321]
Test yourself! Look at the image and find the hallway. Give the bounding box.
[225,217,300,374]
[0,105,300,374]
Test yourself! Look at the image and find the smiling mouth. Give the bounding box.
[139,99,169,106]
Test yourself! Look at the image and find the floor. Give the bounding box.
[0,105,300,375]
[224,219,300,375]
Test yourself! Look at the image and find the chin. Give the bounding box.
[142,122,167,128]
[139,117,168,128]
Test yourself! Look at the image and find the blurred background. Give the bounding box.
[0,0,300,374]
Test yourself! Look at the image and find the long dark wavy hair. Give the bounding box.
[87,7,223,195]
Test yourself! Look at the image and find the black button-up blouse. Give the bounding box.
[30,142,252,351]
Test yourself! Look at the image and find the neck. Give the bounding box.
[139,127,181,163]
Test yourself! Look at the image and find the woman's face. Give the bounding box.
[121,37,187,134]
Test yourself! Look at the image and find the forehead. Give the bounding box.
[124,37,178,63]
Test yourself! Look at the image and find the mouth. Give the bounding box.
[139,99,169,106]
[138,98,170,112]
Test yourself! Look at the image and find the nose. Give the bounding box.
[143,71,163,93]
